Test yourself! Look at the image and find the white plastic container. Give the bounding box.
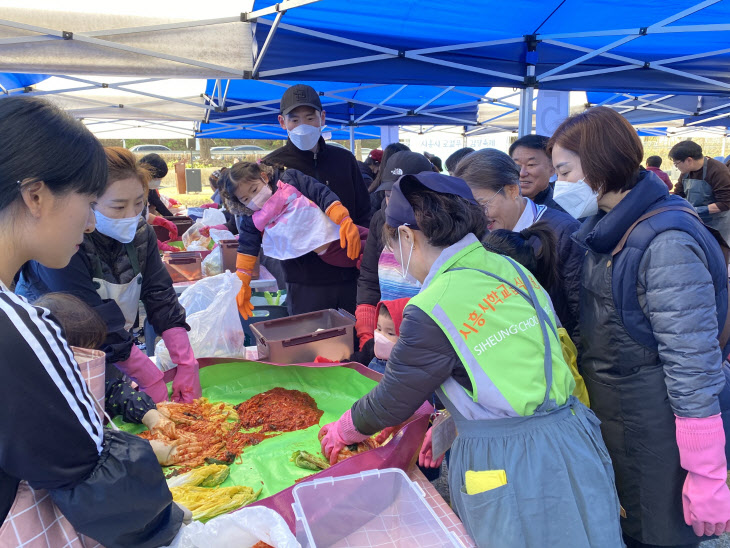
[291,468,463,548]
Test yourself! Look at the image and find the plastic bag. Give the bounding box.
[202,248,223,277]
[202,208,227,227]
[156,272,245,371]
[164,507,299,548]
[209,228,236,243]
[182,222,212,251]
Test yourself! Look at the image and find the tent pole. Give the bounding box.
[722,135,727,158]
[518,67,535,137]
[349,102,355,153]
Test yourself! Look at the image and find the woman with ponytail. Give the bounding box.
[482,222,560,293]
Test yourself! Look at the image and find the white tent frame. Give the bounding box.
[590,92,730,129]
[2,0,727,138]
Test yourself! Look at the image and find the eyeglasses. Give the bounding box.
[477,186,504,210]
[672,159,683,167]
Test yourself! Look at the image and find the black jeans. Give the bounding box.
[286,280,357,316]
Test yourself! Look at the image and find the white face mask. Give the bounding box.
[94,210,140,243]
[288,122,322,151]
[397,227,414,280]
[373,331,396,361]
[553,179,599,219]
[148,179,161,190]
[247,182,273,212]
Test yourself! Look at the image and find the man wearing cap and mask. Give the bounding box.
[261,84,370,315]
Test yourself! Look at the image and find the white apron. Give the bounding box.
[0,348,106,548]
[91,243,142,331]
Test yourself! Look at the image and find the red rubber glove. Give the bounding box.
[167,198,181,206]
[676,414,730,537]
[115,345,168,403]
[236,253,257,319]
[326,201,361,260]
[355,304,377,350]
[151,215,178,241]
[319,409,370,465]
[157,240,179,252]
[314,356,341,363]
[419,427,445,468]
[162,327,202,403]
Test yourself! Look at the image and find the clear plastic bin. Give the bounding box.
[292,469,463,548]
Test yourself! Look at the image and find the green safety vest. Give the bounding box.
[409,239,574,417]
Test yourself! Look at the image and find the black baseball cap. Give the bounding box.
[280,84,322,116]
[376,151,434,192]
[385,171,478,229]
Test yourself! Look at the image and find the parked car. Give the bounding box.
[129,144,171,152]
[210,146,233,152]
[232,145,266,152]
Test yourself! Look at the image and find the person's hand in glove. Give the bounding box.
[157,240,179,253]
[236,253,257,319]
[319,409,370,465]
[326,201,361,260]
[115,345,169,402]
[200,203,220,210]
[419,427,445,468]
[150,215,178,241]
[142,409,177,438]
[676,414,730,537]
[162,327,202,403]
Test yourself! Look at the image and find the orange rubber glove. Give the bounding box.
[326,201,361,260]
[236,253,257,319]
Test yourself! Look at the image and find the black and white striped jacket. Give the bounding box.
[0,286,182,547]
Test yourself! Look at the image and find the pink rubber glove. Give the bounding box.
[374,401,435,444]
[151,216,178,241]
[162,327,202,403]
[419,427,445,468]
[200,203,220,209]
[676,414,730,537]
[115,345,168,402]
[319,409,370,465]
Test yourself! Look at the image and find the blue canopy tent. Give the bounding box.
[197,79,503,147]
[196,121,382,140]
[0,73,47,93]
[245,0,730,135]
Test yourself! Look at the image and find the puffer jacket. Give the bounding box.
[575,171,727,545]
[236,168,343,259]
[540,207,582,346]
[16,220,187,364]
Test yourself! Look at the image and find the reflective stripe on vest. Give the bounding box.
[409,240,574,418]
